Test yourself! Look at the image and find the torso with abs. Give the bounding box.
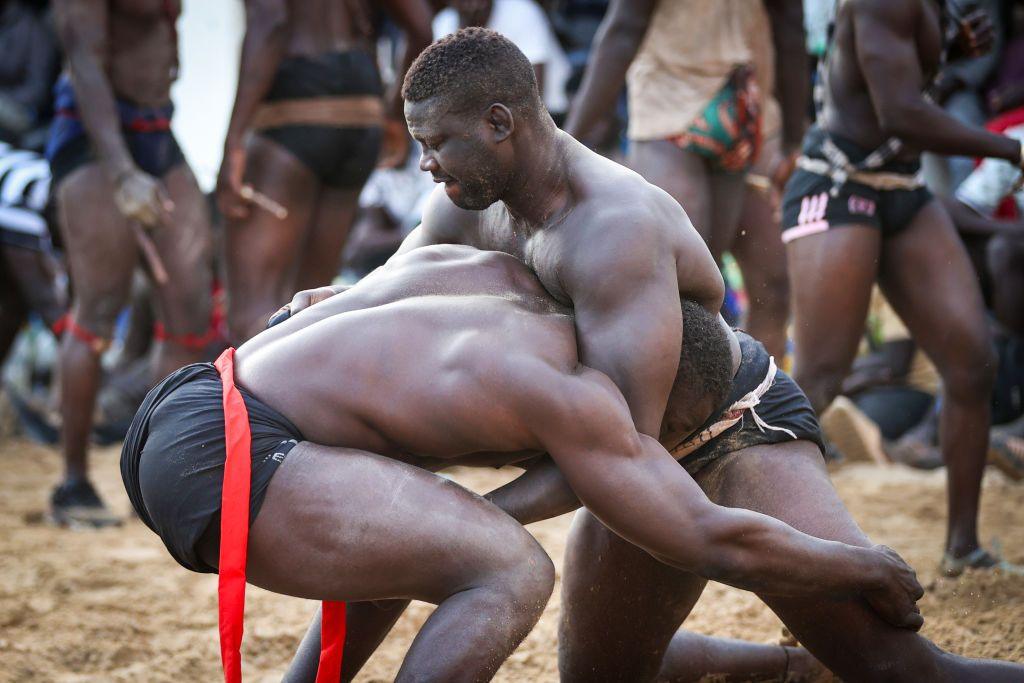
[106,0,179,106]
[284,0,375,57]
[821,0,943,157]
[234,247,575,470]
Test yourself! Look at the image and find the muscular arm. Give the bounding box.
[765,0,808,153]
[53,0,134,180]
[526,368,923,627]
[223,0,290,155]
[853,0,1019,162]
[561,0,654,144]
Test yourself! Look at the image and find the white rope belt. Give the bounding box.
[797,156,925,192]
[671,356,797,460]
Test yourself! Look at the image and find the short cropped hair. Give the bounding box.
[676,300,733,411]
[402,27,542,115]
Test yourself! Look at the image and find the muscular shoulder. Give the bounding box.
[420,184,481,243]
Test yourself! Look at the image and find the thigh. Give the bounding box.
[629,140,715,254]
[707,170,747,258]
[236,442,549,605]
[559,509,707,683]
[698,441,945,681]
[786,225,880,407]
[987,235,1024,336]
[296,185,361,292]
[54,165,136,328]
[879,200,993,378]
[224,136,320,308]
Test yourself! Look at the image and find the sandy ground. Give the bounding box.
[2,437,1024,682]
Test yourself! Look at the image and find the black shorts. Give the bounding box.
[121,363,302,573]
[780,126,933,242]
[678,331,824,475]
[258,50,383,188]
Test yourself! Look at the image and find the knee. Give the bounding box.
[486,533,556,619]
[792,362,847,414]
[941,333,997,403]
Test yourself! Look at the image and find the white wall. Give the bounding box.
[170,0,244,192]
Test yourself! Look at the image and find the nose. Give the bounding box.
[419,150,438,174]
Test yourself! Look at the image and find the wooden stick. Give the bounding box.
[130,221,169,285]
[240,185,288,219]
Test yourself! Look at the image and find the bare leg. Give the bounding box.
[196,443,555,682]
[657,632,824,683]
[148,164,213,377]
[223,136,319,344]
[732,135,789,359]
[786,225,880,414]
[294,185,361,293]
[282,600,411,683]
[986,234,1024,337]
[879,201,996,561]
[1,243,67,329]
[699,440,1024,681]
[53,165,135,523]
[559,509,707,682]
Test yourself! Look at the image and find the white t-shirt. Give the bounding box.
[956,124,1024,217]
[433,0,570,114]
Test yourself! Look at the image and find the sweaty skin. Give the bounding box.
[237,244,920,614]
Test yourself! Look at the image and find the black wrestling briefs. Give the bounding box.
[674,331,824,475]
[258,50,383,188]
[121,363,302,573]
[781,126,933,242]
[46,77,185,189]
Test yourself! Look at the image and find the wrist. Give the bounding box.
[849,545,883,592]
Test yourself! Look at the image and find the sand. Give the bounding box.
[1,437,1023,682]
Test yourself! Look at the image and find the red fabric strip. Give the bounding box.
[316,602,347,683]
[214,348,345,682]
[215,348,251,683]
[153,321,218,351]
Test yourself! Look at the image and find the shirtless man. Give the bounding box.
[123,243,937,682]
[46,0,213,526]
[277,29,1024,681]
[216,0,432,344]
[563,0,807,358]
[779,0,1024,574]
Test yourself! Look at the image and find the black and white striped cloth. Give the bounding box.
[0,141,52,251]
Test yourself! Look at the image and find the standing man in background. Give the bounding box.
[217,0,432,344]
[564,0,808,359]
[45,0,214,527]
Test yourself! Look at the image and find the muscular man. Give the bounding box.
[47,0,214,526]
[216,0,431,344]
[279,29,1023,681]
[563,0,807,358]
[779,0,1023,574]
[124,244,932,682]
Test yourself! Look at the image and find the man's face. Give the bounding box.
[406,97,512,211]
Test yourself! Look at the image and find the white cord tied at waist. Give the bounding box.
[671,356,797,460]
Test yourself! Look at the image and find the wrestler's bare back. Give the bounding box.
[234,246,579,466]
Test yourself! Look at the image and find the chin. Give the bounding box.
[449,187,498,211]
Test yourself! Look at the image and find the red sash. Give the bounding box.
[214,348,346,683]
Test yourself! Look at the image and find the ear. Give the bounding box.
[486,103,514,142]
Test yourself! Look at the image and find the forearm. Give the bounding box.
[66,57,134,179]
[881,99,1020,162]
[484,457,581,525]
[691,507,880,598]
[383,0,432,119]
[767,0,809,152]
[563,21,642,141]
[225,10,289,151]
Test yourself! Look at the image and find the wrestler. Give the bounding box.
[216,0,431,344]
[563,0,807,358]
[278,29,1024,681]
[779,0,1023,574]
[124,244,928,682]
[46,0,214,526]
